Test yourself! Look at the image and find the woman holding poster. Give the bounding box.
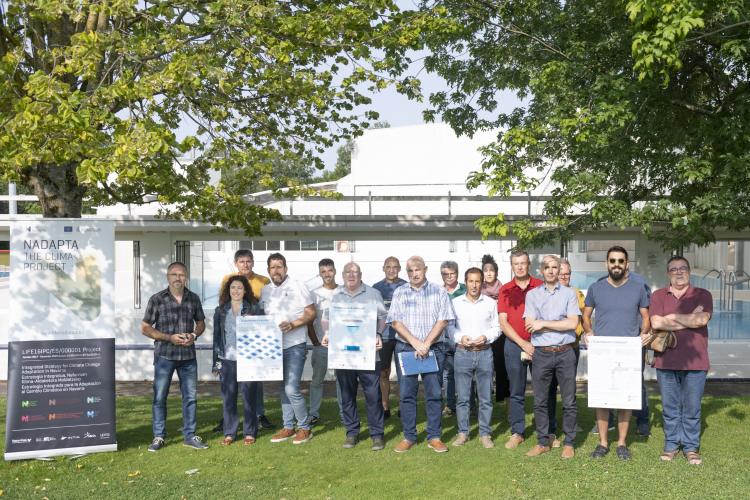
[212,276,261,446]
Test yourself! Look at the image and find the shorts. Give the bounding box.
[379,339,398,369]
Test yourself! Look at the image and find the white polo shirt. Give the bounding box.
[446,293,501,345]
[260,276,315,349]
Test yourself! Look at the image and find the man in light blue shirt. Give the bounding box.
[523,255,581,459]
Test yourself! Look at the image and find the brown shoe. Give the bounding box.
[550,434,561,448]
[243,436,255,445]
[561,446,575,459]
[452,433,470,447]
[428,439,448,453]
[660,449,681,461]
[293,428,313,444]
[505,433,525,449]
[479,436,495,449]
[270,428,295,443]
[525,444,550,457]
[394,440,416,453]
[685,450,702,465]
[221,436,234,446]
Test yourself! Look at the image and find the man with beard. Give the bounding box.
[260,253,317,444]
[583,246,651,461]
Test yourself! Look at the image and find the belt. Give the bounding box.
[541,344,571,352]
[458,344,490,351]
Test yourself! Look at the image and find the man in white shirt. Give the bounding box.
[307,258,343,426]
[322,262,388,450]
[260,253,317,444]
[447,267,500,449]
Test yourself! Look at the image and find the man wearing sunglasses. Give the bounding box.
[583,246,650,461]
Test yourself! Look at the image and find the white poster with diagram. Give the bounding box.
[328,304,376,370]
[587,336,642,410]
[236,315,283,381]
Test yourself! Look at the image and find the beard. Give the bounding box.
[271,275,285,285]
[608,267,625,281]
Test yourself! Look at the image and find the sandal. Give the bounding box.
[660,449,682,461]
[616,445,632,461]
[685,450,702,465]
[589,444,609,459]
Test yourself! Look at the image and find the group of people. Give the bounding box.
[140,245,712,465]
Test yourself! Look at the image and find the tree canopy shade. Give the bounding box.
[420,0,750,251]
[0,0,437,235]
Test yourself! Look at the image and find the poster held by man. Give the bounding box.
[328,304,377,370]
[5,220,117,461]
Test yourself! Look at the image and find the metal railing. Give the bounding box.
[702,269,726,309]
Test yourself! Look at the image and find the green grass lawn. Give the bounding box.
[1,395,749,499]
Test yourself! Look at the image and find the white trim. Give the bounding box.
[4,444,117,461]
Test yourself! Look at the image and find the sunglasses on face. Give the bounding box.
[608,258,626,264]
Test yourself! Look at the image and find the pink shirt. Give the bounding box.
[649,285,713,371]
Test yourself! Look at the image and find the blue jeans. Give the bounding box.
[278,343,310,430]
[337,360,384,439]
[257,383,265,417]
[444,349,477,411]
[397,342,445,443]
[219,359,258,439]
[152,356,197,440]
[657,369,707,452]
[309,345,344,419]
[504,337,532,436]
[548,347,581,434]
[455,347,493,436]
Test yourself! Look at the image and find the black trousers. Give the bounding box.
[336,360,384,440]
[491,334,511,401]
[219,359,259,439]
[531,348,577,448]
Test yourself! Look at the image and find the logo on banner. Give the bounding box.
[21,416,28,422]
[87,397,101,403]
[100,433,110,439]
[49,414,56,420]
[36,437,56,442]
[64,226,73,232]
[84,432,96,439]
[22,401,37,407]
[49,400,55,405]
[12,439,31,444]
[87,411,99,418]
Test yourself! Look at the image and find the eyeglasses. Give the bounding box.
[669,266,689,274]
[167,273,187,279]
[608,258,626,264]
[559,273,571,278]
[441,272,457,277]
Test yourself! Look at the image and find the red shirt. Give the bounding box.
[497,277,544,341]
[649,285,713,371]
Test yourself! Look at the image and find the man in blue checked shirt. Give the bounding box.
[387,256,456,454]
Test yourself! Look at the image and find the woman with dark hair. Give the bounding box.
[481,254,511,421]
[212,275,261,445]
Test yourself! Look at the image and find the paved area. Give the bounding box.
[1,380,748,398]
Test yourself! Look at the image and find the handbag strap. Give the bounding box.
[645,350,655,366]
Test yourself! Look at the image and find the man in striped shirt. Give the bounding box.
[387,256,456,453]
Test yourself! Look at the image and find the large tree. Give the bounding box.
[420,0,750,251]
[0,0,435,234]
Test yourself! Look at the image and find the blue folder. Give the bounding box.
[398,350,439,376]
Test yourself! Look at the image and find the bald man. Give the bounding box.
[386,256,457,453]
[322,263,388,450]
[372,256,408,419]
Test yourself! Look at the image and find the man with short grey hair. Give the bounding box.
[440,260,467,417]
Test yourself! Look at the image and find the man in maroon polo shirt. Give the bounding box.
[498,250,544,449]
[650,256,712,466]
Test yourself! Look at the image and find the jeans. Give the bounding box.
[455,347,493,436]
[657,369,707,452]
[444,348,477,411]
[532,347,577,447]
[397,342,445,443]
[219,359,259,439]
[309,345,344,419]
[504,337,532,436]
[548,347,581,434]
[278,343,310,431]
[152,356,197,440]
[257,383,265,417]
[602,347,649,427]
[337,360,384,439]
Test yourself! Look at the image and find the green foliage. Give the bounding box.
[0,1,439,234]
[421,0,750,251]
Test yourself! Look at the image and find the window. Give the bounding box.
[318,240,334,251]
[267,241,281,251]
[285,241,300,251]
[252,241,266,251]
[301,241,317,251]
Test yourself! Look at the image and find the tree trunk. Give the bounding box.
[25,162,87,218]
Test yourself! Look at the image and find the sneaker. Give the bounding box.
[309,416,319,427]
[212,418,224,433]
[561,446,575,459]
[428,439,448,453]
[384,409,391,420]
[183,436,208,450]
[549,434,561,448]
[525,444,550,457]
[372,438,385,451]
[394,440,415,453]
[343,436,357,449]
[258,415,276,430]
[470,407,478,419]
[479,436,495,449]
[270,428,295,443]
[441,406,455,417]
[293,429,313,444]
[637,423,651,437]
[452,433,470,446]
[590,424,615,434]
[505,434,525,449]
[148,437,165,452]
